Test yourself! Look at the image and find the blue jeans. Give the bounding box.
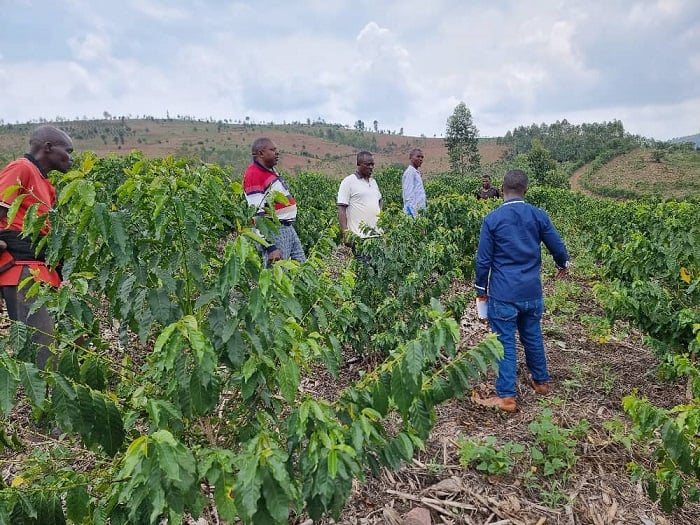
[488,297,549,398]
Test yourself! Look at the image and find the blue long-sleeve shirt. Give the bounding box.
[402,165,426,216]
[475,198,568,302]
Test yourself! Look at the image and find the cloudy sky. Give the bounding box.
[1,0,698,140]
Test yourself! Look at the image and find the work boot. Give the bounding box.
[471,392,517,412]
[530,378,550,395]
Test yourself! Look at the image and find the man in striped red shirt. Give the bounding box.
[243,138,305,265]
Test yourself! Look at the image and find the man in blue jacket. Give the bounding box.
[473,169,569,412]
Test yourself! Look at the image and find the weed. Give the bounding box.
[597,365,617,395]
[602,418,633,450]
[457,435,525,476]
[579,314,612,343]
[545,285,578,316]
[528,409,588,477]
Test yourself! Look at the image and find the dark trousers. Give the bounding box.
[1,266,55,370]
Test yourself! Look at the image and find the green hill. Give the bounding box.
[0,119,505,178]
[670,132,700,148]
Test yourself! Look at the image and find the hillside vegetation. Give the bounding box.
[2,118,698,200]
[581,148,700,200]
[0,119,505,178]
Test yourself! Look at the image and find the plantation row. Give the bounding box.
[0,152,698,522]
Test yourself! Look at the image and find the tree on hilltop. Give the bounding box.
[445,102,480,176]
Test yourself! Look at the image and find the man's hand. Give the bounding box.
[0,240,6,252]
[555,261,570,279]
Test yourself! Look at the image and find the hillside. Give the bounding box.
[670,132,700,148]
[0,119,506,178]
[578,148,700,199]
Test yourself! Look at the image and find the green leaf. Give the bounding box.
[661,420,693,474]
[395,432,415,461]
[262,472,290,523]
[80,357,107,391]
[278,359,300,403]
[149,287,174,325]
[370,378,389,416]
[65,485,90,524]
[51,376,78,430]
[18,362,45,406]
[403,340,424,382]
[0,365,18,415]
[57,349,80,380]
[391,367,412,416]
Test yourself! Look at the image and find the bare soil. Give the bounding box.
[306,266,699,525]
[0,119,506,178]
[1,260,698,524]
[572,149,700,199]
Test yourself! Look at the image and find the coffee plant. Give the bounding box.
[0,155,503,524]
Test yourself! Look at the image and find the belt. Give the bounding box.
[280,220,296,226]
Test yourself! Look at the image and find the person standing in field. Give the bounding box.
[476,174,500,200]
[243,137,305,266]
[0,125,73,370]
[472,169,569,412]
[402,148,426,217]
[337,151,382,250]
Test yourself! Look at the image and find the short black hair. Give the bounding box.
[357,150,373,165]
[503,169,528,193]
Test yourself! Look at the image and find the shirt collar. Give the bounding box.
[254,159,276,173]
[23,154,49,178]
[502,197,525,206]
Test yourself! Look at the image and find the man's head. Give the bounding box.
[481,175,492,189]
[29,126,73,174]
[409,148,424,169]
[502,169,528,197]
[356,151,374,178]
[252,137,278,169]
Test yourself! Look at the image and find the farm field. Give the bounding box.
[577,148,700,200]
[311,270,699,524]
[0,129,698,524]
[2,258,697,524]
[0,119,506,178]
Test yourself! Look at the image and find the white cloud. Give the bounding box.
[126,0,190,21]
[0,1,698,139]
[68,33,112,62]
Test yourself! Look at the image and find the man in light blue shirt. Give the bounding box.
[473,169,569,412]
[402,148,426,217]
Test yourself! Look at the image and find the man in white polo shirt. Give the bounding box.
[337,151,382,250]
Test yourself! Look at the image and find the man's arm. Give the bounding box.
[540,212,569,272]
[337,204,352,246]
[402,168,415,213]
[474,222,493,297]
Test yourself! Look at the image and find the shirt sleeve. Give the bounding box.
[474,220,493,296]
[539,211,568,268]
[337,177,351,205]
[0,163,25,207]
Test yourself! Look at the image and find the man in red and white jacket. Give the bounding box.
[243,138,305,265]
[0,125,73,369]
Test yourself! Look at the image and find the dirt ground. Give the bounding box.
[303,271,700,525]
[1,265,697,524]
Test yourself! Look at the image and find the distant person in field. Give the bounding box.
[402,148,426,217]
[337,151,382,251]
[243,137,306,266]
[0,125,73,370]
[476,174,500,200]
[472,169,569,413]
